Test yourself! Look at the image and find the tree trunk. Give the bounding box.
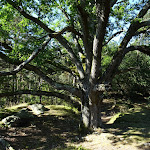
[81,91,103,128]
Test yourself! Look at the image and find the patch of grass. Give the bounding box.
[5,103,28,110]
[0,103,29,120]
[107,112,122,124]
[45,105,80,117]
[106,104,150,146]
[54,145,88,150]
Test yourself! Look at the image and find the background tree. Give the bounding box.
[0,0,150,128]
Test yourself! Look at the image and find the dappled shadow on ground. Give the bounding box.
[0,103,150,150]
[0,108,82,150]
[104,105,150,150]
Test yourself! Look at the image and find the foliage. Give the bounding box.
[112,48,150,101]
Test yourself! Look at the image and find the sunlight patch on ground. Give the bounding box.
[5,103,28,111]
[71,133,141,150]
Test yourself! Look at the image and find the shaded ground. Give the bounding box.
[0,101,150,150]
[0,105,82,150]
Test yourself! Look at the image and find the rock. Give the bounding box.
[1,109,33,127]
[16,108,33,119]
[2,115,21,127]
[0,138,15,150]
[28,104,45,115]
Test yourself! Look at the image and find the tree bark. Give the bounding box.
[81,90,103,128]
[89,91,103,128]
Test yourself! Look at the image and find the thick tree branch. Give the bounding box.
[120,20,150,50]
[77,4,93,76]
[138,1,150,18]
[102,45,150,82]
[91,0,110,84]
[120,1,150,49]
[0,36,51,76]
[0,90,79,107]
[124,45,150,56]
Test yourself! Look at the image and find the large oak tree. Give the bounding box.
[0,0,150,128]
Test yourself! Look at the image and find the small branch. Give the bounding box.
[0,37,51,76]
[134,28,150,36]
[45,60,76,77]
[6,0,54,33]
[124,45,150,56]
[57,5,70,20]
[103,30,123,46]
[0,41,13,52]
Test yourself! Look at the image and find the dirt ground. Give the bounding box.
[0,102,150,150]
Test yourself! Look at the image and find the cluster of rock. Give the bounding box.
[1,104,46,127]
[27,103,45,115]
[0,104,47,150]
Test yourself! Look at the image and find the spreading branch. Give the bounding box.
[138,1,150,18]
[0,51,82,98]
[0,90,79,107]
[45,60,76,77]
[102,45,150,82]
[120,1,150,49]
[0,36,51,76]
[124,45,150,56]
[6,0,85,79]
[102,2,150,82]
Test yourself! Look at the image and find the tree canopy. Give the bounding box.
[0,0,150,128]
